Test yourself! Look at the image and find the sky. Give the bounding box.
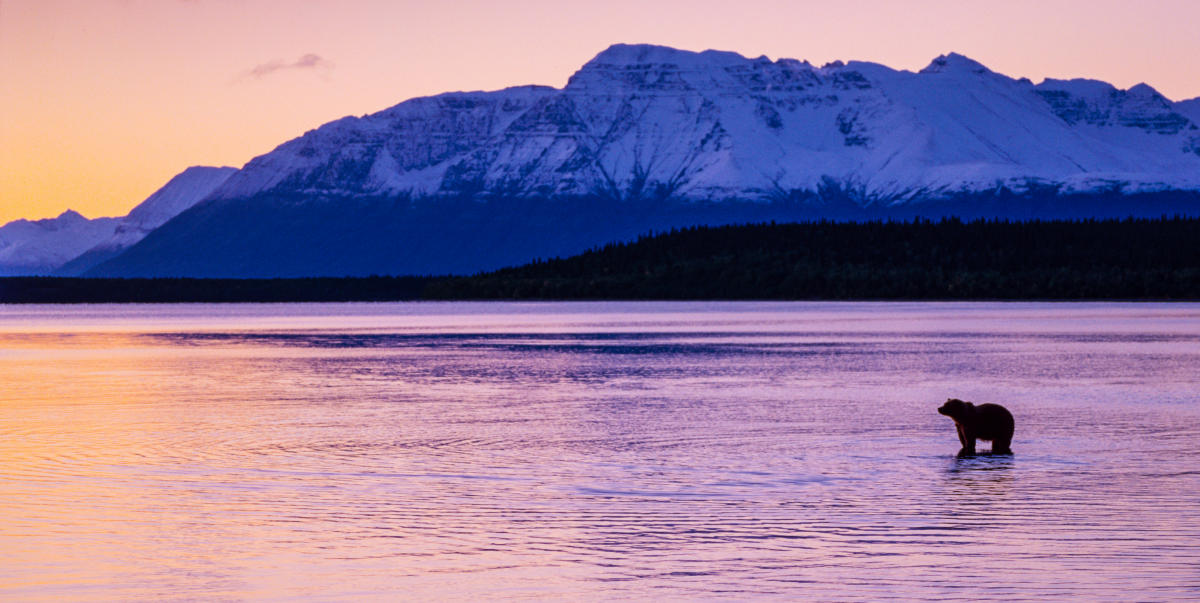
[3,0,1200,224]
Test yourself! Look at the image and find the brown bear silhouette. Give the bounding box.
[937,398,1014,456]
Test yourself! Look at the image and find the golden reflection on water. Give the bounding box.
[1,302,1198,600]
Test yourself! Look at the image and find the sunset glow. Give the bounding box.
[3,0,1199,223]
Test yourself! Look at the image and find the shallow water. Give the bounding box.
[0,302,1197,600]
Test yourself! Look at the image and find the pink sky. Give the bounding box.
[2,0,1199,223]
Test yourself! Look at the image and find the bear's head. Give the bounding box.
[938,398,973,418]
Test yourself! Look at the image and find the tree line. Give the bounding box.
[426,217,1200,300]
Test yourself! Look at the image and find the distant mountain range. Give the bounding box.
[0,210,120,276]
[0,167,234,276]
[6,44,1200,277]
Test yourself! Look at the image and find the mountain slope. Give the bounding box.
[0,211,119,276]
[89,44,1200,277]
[56,166,236,275]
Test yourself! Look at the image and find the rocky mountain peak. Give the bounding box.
[582,43,750,69]
[920,52,992,75]
[55,209,87,223]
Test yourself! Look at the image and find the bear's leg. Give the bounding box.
[992,434,1013,455]
[956,424,976,457]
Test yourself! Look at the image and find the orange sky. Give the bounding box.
[3,0,1199,224]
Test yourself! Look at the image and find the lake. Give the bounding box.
[0,302,1197,600]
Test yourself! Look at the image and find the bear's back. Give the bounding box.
[972,403,1015,439]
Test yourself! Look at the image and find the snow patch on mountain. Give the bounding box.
[209,86,556,200]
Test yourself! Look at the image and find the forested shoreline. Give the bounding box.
[428,217,1200,300]
[3,218,1198,303]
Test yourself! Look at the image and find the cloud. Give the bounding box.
[241,53,332,80]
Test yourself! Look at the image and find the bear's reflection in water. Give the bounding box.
[944,455,1015,495]
[947,454,1014,474]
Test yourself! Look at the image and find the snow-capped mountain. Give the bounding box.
[202,44,1200,204]
[0,210,119,276]
[55,166,236,275]
[88,44,1200,277]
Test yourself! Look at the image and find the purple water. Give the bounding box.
[1,302,1197,600]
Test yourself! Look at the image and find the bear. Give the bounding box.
[937,398,1014,457]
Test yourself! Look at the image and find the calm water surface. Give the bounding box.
[0,302,1197,600]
